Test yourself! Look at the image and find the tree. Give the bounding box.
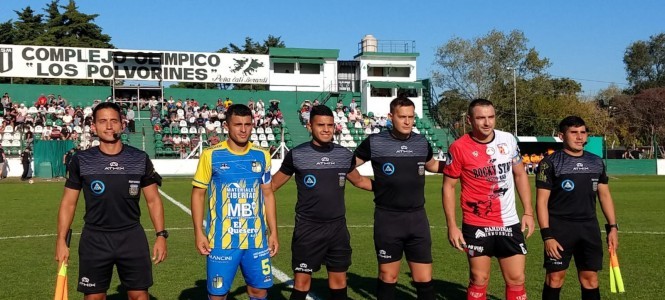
[57,0,113,48]
[33,0,64,46]
[0,20,14,44]
[624,33,665,93]
[12,6,45,45]
[432,29,550,100]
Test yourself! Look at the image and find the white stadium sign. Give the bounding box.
[0,44,269,84]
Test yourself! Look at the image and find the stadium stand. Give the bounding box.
[0,86,452,159]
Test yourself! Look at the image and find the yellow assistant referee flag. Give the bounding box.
[609,249,625,293]
[54,261,68,300]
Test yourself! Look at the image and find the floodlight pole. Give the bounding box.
[508,67,518,136]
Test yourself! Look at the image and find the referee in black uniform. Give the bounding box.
[272,105,372,300]
[354,96,442,300]
[536,116,618,300]
[56,102,167,300]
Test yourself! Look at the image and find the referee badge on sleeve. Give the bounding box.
[129,184,139,196]
[418,165,425,175]
[339,175,346,187]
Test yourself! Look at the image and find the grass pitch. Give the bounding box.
[0,175,661,299]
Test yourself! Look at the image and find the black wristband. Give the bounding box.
[541,228,554,241]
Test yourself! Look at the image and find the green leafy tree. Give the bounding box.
[432,29,550,100]
[57,0,113,48]
[33,0,64,46]
[12,6,44,45]
[624,33,665,93]
[0,20,15,44]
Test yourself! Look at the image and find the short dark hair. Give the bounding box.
[559,116,587,133]
[309,105,334,122]
[389,96,415,113]
[467,98,494,117]
[225,104,252,121]
[92,102,122,120]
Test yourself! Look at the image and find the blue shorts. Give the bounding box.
[207,247,273,296]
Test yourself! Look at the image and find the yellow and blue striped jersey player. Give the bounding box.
[192,104,279,300]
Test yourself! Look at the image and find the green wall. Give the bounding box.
[0,83,110,104]
[0,83,359,112]
[606,159,657,175]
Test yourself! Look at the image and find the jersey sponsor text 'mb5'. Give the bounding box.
[193,142,271,249]
[444,131,522,227]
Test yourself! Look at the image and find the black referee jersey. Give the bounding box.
[536,150,609,221]
[355,130,433,211]
[65,145,162,231]
[280,142,355,222]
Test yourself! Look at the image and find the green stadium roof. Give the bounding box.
[269,47,339,59]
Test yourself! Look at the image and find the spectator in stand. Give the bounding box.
[56,95,67,107]
[25,113,34,126]
[50,126,62,140]
[300,105,310,125]
[312,99,320,106]
[0,100,4,117]
[61,126,71,140]
[42,126,52,140]
[224,97,233,108]
[162,134,173,146]
[36,94,48,107]
[70,130,79,142]
[126,107,136,133]
[348,108,358,122]
[153,123,162,134]
[247,98,255,111]
[190,135,200,149]
[207,134,220,146]
[349,98,357,111]
[62,112,73,125]
[173,134,182,150]
[150,106,160,124]
[336,99,343,110]
[1,92,11,107]
[149,96,159,108]
[269,99,280,113]
[182,134,191,148]
[256,99,265,112]
[25,127,34,145]
[200,107,210,123]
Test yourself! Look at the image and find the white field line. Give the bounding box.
[157,189,318,300]
[2,225,663,241]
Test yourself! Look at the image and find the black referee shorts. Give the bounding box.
[373,208,432,264]
[544,218,603,272]
[78,225,152,294]
[291,217,352,274]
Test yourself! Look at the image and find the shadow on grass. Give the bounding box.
[177,279,291,300]
[106,285,158,300]
[173,274,501,300]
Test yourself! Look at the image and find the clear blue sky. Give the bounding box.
[2,0,664,96]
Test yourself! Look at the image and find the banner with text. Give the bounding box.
[0,44,269,84]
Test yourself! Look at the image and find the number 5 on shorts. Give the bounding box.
[261,258,271,275]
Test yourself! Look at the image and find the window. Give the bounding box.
[397,88,418,98]
[274,63,294,74]
[299,63,320,74]
[371,87,393,97]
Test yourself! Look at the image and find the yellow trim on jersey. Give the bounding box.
[208,182,218,248]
